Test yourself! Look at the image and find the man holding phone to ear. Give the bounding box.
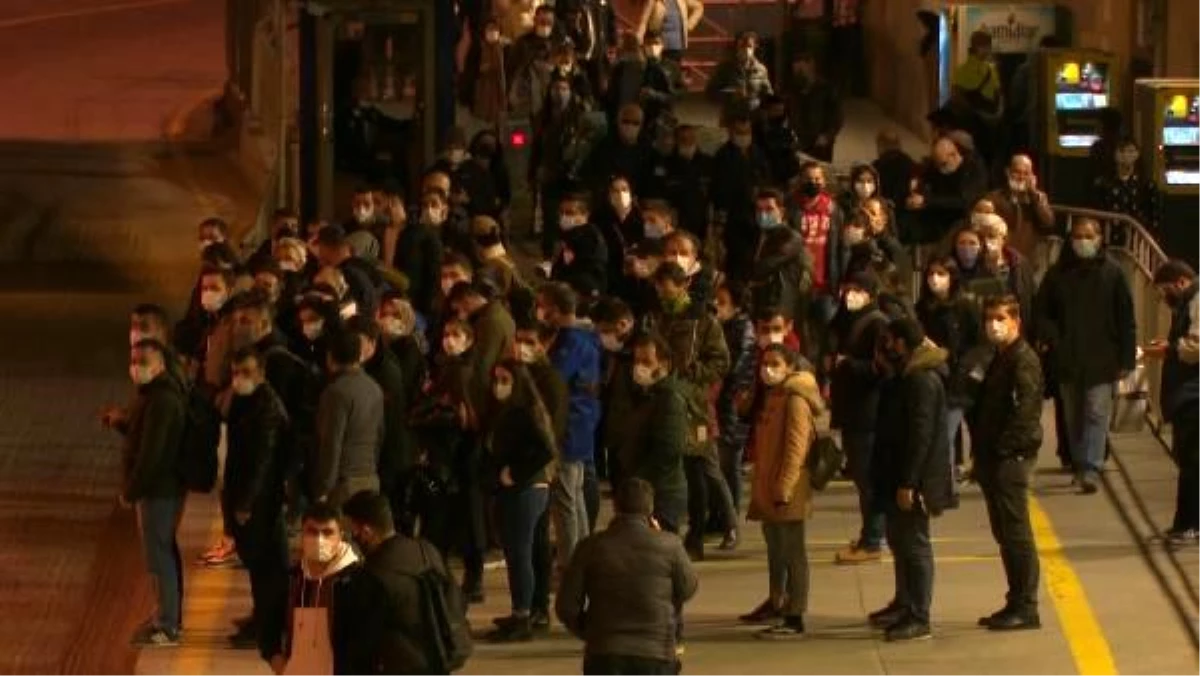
[1144,260,1200,546]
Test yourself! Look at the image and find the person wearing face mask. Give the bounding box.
[535,283,604,571]
[1033,217,1135,494]
[716,139,781,280]
[312,329,384,508]
[1091,137,1161,243]
[420,186,476,266]
[906,134,988,250]
[529,71,589,265]
[508,5,558,82]
[221,348,290,649]
[915,259,984,484]
[116,339,188,647]
[594,175,644,300]
[258,503,382,675]
[663,124,712,239]
[1144,261,1200,545]
[984,154,1054,267]
[784,51,842,163]
[389,191,444,320]
[470,130,513,221]
[739,345,822,636]
[662,231,713,309]
[969,295,1044,632]
[972,218,1037,330]
[582,103,652,200]
[197,268,241,397]
[376,290,427,395]
[791,162,844,335]
[292,297,340,372]
[249,208,301,269]
[647,263,735,559]
[463,18,506,125]
[314,226,381,319]
[435,128,501,222]
[634,0,704,65]
[714,281,756,521]
[749,192,807,311]
[827,271,889,565]
[591,297,638,482]
[480,361,559,642]
[706,30,772,124]
[447,278,517,411]
[551,193,610,298]
[866,318,954,642]
[605,33,672,133]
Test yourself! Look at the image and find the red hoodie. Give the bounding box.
[793,191,835,292]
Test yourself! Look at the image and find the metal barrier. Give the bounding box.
[1049,206,1173,434]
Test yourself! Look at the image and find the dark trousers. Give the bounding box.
[532,502,553,612]
[684,454,737,547]
[976,457,1040,612]
[584,654,677,675]
[844,431,885,548]
[885,505,934,625]
[762,521,809,616]
[138,495,185,633]
[230,498,289,626]
[539,182,565,259]
[719,440,744,515]
[500,485,550,613]
[1172,406,1200,532]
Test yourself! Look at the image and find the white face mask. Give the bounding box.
[377,317,403,338]
[339,302,358,319]
[200,290,226,313]
[494,381,513,401]
[560,214,584,230]
[129,364,156,385]
[644,221,666,240]
[970,212,992,228]
[667,255,696,274]
[516,343,538,363]
[302,321,324,341]
[535,24,552,38]
[633,364,658,387]
[853,180,876,199]
[844,290,870,312]
[761,365,787,386]
[985,319,1011,345]
[447,149,466,165]
[600,333,623,352]
[441,278,461,296]
[927,273,950,295]
[302,534,338,564]
[279,259,300,273]
[443,336,468,357]
[425,208,447,226]
[232,376,258,396]
[610,190,632,211]
[757,331,786,348]
[354,207,374,224]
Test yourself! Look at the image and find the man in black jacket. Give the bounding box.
[1033,217,1136,494]
[123,339,188,646]
[224,347,291,648]
[316,226,380,318]
[867,318,953,642]
[390,200,444,320]
[972,296,1044,631]
[343,491,457,674]
[551,192,610,298]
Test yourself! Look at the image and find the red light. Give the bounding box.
[510,130,527,148]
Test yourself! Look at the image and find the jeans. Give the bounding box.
[1060,382,1115,480]
[684,454,737,547]
[844,431,884,549]
[553,460,590,568]
[762,521,809,617]
[1172,407,1200,532]
[138,495,185,633]
[719,441,744,515]
[584,654,677,675]
[976,457,1039,612]
[886,506,934,625]
[945,408,965,493]
[501,484,550,613]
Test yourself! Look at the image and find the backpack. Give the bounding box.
[806,431,845,491]
[407,541,473,673]
[178,386,221,493]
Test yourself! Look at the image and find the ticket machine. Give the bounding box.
[1033,48,1121,205]
[1134,78,1199,266]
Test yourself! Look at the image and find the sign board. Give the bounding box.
[956,4,1057,61]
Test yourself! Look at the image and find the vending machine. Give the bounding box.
[1134,79,1199,267]
[1033,48,1121,205]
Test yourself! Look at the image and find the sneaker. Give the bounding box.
[738,598,780,624]
[1166,528,1200,546]
[835,542,882,565]
[132,625,180,647]
[755,616,805,639]
[485,617,532,643]
[977,606,1011,627]
[885,619,932,642]
[868,603,906,629]
[718,529,739,551]
[530,608,551,631]
[198,540,240,568]
[985,610,1041,632]
[1078,476,1099,495]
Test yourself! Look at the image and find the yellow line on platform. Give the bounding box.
[0,0,187,29]
[1030,497,1119,675]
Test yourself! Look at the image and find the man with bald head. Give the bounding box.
[986,154,1055,274]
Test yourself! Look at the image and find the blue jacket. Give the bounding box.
[717,313,756,453]
[550,325,603,464]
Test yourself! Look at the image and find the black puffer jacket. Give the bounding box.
[971,338,1044,463]
[223,383,289,515]
[361,536,452,675]
[829,303,887,431]
[122,373,187,502]
[872,342,955,514]
[916,292,983,409]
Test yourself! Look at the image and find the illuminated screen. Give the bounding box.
[1054,61,1111,111]
[1162,93,1200,186]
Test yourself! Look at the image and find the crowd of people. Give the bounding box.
[100,6,1200,675]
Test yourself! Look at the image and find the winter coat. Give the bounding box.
[750,226,807,318]
[468,301,517,408]
[393,223,443,319]
[121,372,187,502]
[916,292,983,409]
[223,383,289,515]
[984,187,1056,260]
[908,155,988,245]
[872,342,955,514]
[552,223,610,298]
[549,326,603,464]
[717,312,757,454]
[619,372,689,501]
[313,367,385,499]
[364,347,418,487]
[360,536,450,675]
[748,371,823,523]
[971,338,1044,463]
[829,302,887,430]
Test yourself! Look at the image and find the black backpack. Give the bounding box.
[408,541,473,673]
[178,386,221,493]
[806,432,845,491]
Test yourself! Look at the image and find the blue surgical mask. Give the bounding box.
[1072,238,1100,259]
[757,212,780,229]
[956,244,980,267]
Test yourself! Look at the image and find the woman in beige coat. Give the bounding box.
[741,344,823,638]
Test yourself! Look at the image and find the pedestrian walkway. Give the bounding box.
[137,406,1197,675]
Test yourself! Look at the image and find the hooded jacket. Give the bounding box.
[872,341,955,514]
[259,544,383,675]
[549,326,603,464]
[748,371,823,523]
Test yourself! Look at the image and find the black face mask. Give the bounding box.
[801,181,821,197]
[474,232,502,248]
